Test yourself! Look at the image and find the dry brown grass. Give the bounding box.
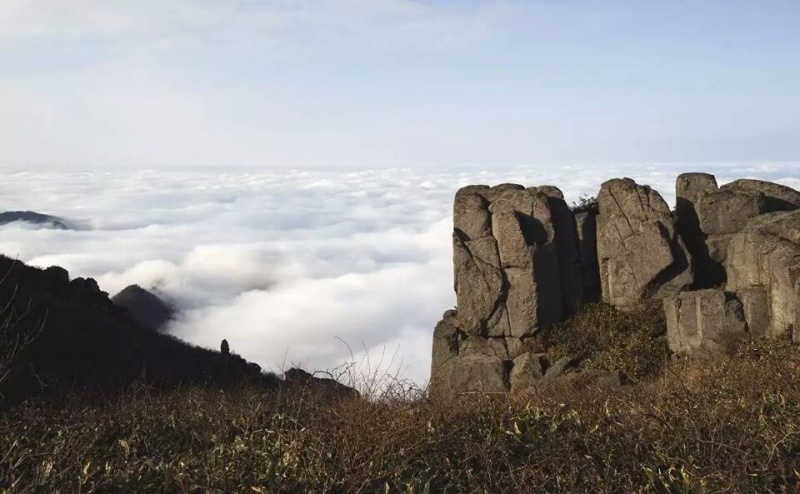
[2,333,800,493]
[535,300,671,382]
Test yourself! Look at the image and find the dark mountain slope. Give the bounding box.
[0,255,277,401]
[0,211,71,230]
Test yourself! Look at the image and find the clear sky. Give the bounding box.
[1,1,798,169]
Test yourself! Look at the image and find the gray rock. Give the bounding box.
[676,172,718,208]
[696,188,767,236]
[736,287,770,339]
[597,178,693,309]
[452,234,505,336]
[726,210,800,341]
[665,289,749,356]
[461,336,509,360]
[431,310,461,372]
[488,188,563,336]
[540,187,584,314]
[721,179,800,213]
[432,354,510,395]
[453,186,492,240]
[575,211,601,302]
[675,173,722,287]
[509,352,544,392]
[705,234,736,264]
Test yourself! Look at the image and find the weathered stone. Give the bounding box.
[434,354,509,395]
[454,186,492,240]
[665,289,748,356]
[675,173,721,287]
[490,188,554,268]
[696,188,767,236]
[431,310,461,371]
[505,337,539,360]
[736,287,770,339]
[598,178,693,309]
[509,352,544,392]
[676,172,718,208]
[453,234,506,336]
[726,211,800,340]
[535,185,564,200]
[575,211,601,302]
[461,337,509,360]
[482,183,526,203]
[540,187,584,314]
[705,234,735,264]
[721,179,800,213]
[488,188,563,336]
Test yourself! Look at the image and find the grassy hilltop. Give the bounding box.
[2,300,800,493]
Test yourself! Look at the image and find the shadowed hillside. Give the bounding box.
[0,255,277,401]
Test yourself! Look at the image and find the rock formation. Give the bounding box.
[597,178,693,309]
[432,173,800,396]
[675,174,800,288]
[432,183,589,395]
[725,210,800,341]
[112,284,176,332]
[664,289,748,356]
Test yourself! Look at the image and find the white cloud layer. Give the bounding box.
[0,163,797,385]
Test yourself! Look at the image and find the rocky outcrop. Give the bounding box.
[452,185,582,338]
[664,289,748,356]
[597,178,693,309]
[112,285,176,332]
[675,174,800,288]
[432,183,587,395]
[433,174,800,397]
[722,179,800,213]
[725,210,800,341]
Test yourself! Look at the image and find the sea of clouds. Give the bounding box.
[0,163,797,386]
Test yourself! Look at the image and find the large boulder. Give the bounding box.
[597,178,693,309]
[676,174,800,288]
[452,185,578,338]
[540,187,584,314]
[725,210,800,341]
[665,289,748,356]
[433,182,588,396]
[721,179,800,213]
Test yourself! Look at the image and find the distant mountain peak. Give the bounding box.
[0,211,71,230]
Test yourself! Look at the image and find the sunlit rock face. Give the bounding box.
[432,173,800,397]
[432,183,585,395]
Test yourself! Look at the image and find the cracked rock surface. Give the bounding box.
[597,178,693,309]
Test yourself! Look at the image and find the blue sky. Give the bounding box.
[1,0,798,169]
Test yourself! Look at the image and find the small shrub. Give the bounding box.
[570,194,599,214]
[536,300,669,382]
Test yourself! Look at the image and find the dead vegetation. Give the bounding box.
[2,326,800,492]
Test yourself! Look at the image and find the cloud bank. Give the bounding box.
[0,163,797,385]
